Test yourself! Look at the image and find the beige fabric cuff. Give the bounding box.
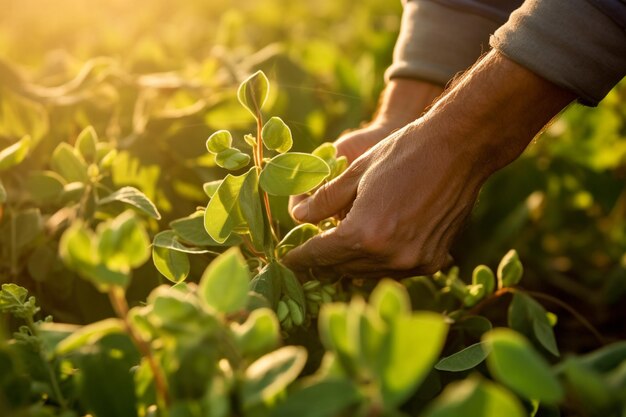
[491,0,626,106]
[385,0,501,86]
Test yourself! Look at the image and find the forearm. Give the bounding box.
[419,50,575,178]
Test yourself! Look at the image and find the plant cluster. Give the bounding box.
[1,72,625,417]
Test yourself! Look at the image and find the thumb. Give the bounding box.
[291,169,360,223]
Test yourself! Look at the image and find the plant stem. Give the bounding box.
[254,112,279,246]
[467,287,512,316]
[108,287,171,407]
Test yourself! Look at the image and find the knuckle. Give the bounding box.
[388,250,418,271]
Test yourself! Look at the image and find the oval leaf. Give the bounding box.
[483,328,563,404]
[0,135,31,171]
[152,246,190,283]
[435,342,490,372]
[207,130,232,154]
[199,247,250,314]
[98,186,161,220]
[260,153,330,196]
[237,70,269,117]
[262,116,292,153]
[56,318,125,355]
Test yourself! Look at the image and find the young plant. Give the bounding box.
[153,71,347,328]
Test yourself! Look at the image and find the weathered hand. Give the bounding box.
[283,51,574,278]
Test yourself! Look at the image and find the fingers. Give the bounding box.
[291,167,361,223]
[282,226,361,270]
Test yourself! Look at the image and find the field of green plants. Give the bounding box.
[1,0,625,416]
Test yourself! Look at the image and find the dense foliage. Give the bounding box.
[1,1,625,416]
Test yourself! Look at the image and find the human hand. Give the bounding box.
[289,78,443,215]
[283,51,574,278]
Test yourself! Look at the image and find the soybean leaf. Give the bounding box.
[215,148,251,170]
[0,135,31,171]
[423,378,526,417]
[483,328,563,404]
[51,142,89,183]
[472,265,495,296]
[11,208,43,249]
[199,247,250,314]
[275,223,319,258]
[260,153,330,196]
[239,169,265,251]
[560,358,615,414]
[435,342,490,372]
[508,292,559,356]
[354,299,388,377]
[242,346,307,409]
[56,318,125,355]
[381,312,448,407]
[279,263,306,315]
[152,230,216,254]
[237,70,269,117]
[312,142,347,179]
[370,279,411,324]
[206,130,232,154]
[98,186,161,220]
[75,126,98,163]
[318,303,355,372]
[26,171,65,205]
[262,116,292,153]
[250,262,284,309]
[97,212,151,276]
[497,249,523,288]
[233,308,280,359]
[0,179,5,203]
[204,171,248,243]
[203,180,222,198]
[152,246,190,283]
[171,211,242,247]
[269,379,361,417]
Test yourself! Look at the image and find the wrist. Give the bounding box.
[372,78,444,128]
[424,51,575,178]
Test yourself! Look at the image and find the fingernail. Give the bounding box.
[292,200,308,221]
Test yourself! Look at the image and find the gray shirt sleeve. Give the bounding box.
[490,0,626,106]
[385,0,521,85]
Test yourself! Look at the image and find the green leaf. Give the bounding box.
[0,179,5,203]
[75,126,98,163]
[250,262,284,309]
[237,70,269,118]
[203,180,222,198]
[275,223,319,258]
[435,342,490,372]
[199,247,250,314]
[269,379,361,417]
[497,249,523,288]
[59,223,98,271]
[262,116,293,153]
[279,263,307,315]
[204,171,248,243]
[56,318,125,355]
[51,142,89,183]
[241,345,307,409]
[472,265,495,296]
[560,358,616,413]
[153,230,216,254]
[318,303,356,372]
[97,210,151,272]
[8,208,43,249]
[239,169,265,251]
[26,171,65,205]
[508,293,559,356]
[215,148,251,170]
[152,246,190,283]
[423,378,526,417]
[207,130,232,154]
[98,186,161,220]
[312,142,348,179]
[483,328,563,404]
[0,135,31,171]
[171,211,242,247]
[370,279,411,324]
[381,312,448,406]
[260,152,330,196]
[233,308,280,359]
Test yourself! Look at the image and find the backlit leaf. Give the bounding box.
[51,142,88,183]
[0,135,31,171]
[152,246,190,283]
[98,186,161,220]
[262,116,292,153]
[260,153,330,196]
[199,247,250,314]
[207,130,232,154]
[237,70,269,118]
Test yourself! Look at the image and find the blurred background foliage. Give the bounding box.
[0,0,624,347]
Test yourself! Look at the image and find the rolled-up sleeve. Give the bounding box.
[385,0,504,85]
[490,0,626,106]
